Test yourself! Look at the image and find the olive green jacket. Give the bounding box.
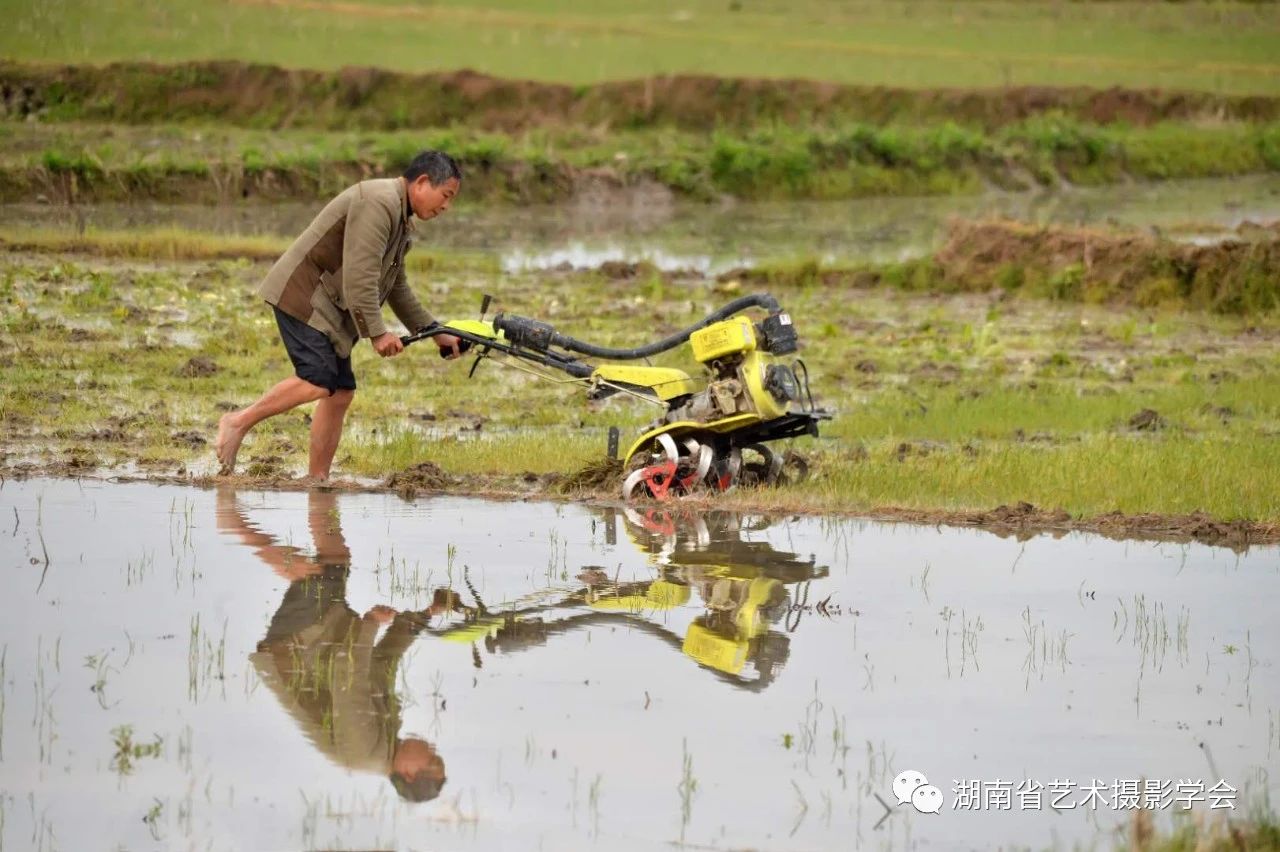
[257,177,435,358]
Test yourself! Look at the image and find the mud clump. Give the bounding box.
[170,430,207,447]
[134,454,181,471]
[894,441,947,461]
[598,260,662,281]
[1128,408,1167,432]
[244,455,287,478]
[871,501,1071,542]
[68,327,105,342]
[1091,511,1274,550]
[914,361,962,383]
[443,409,487,432]
[556,457,623,494]
[63,448,98,471]
[977,502,1072,526]
[178,356,220,378]
[385,462,455,498]
[85,427,128,442]
[1199,404,1235,422]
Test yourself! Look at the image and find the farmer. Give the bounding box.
[215,150,464,479]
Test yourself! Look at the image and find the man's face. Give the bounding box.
[409,176,459,220]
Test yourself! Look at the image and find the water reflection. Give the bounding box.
[215,488,453,803]
[3,479,1277,850]
[614,507,827,685]
[214,492,830,799]
[213,488,824,808]
[6,175,1278,271]
[429,507,827,691]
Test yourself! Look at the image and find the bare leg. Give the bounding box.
[216,376,329,474]
[308,389,355,480]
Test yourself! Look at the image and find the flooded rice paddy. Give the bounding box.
[0,478,1277,850]
[5,175,1280,274]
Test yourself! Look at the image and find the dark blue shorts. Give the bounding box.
[273,306,356,394]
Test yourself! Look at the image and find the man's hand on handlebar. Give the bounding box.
[373,332,404,358]
[434,332,462,360]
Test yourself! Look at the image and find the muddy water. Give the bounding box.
[5,175,1280,273]
[0,479,1277,851]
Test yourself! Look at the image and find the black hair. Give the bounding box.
[403,150,462,186]
[390,769,446,803]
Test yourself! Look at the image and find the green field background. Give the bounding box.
[3,0,1279,93]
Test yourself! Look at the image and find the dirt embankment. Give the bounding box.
[864,502,1279,552]
[0,158,598,206]
[4,60,1279,132]
[3,464,1274,550]
[932,219,1280,313]
[725,219,1280,315]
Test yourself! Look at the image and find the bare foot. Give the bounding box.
[215,413,248,475]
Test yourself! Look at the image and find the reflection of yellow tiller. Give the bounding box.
[584,579,691,612]
[437,617,504,644]
[682,576,781,676]
[612,507,817,682]
[400,293,832,500]
[428,509,823,689]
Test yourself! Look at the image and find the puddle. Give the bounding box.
[4,175,1279,273]
[0,478,1277,849]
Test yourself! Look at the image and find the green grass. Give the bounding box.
[3,0,1280,94]
[1121,810,1280,852]
[2,240,1278,523]
[0,226,499,274]
[790,435,1280,520]
[4,117,1280,204]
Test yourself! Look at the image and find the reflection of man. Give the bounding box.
[215,487,454,802]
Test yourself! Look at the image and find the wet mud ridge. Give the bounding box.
[869,502,1279,552]
[383,461,455,498]
[4,465,1275,550]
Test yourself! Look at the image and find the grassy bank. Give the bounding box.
[729,219,1280,315]
[3,1,1279,94]
[3,117,1279,204]
[6,60,1280,132]
[2,224,1278,536]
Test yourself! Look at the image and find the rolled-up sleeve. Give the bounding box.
[342,193,392,340]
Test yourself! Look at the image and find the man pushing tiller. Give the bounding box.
[215,150,464,479]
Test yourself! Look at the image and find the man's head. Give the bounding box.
[389,737,447,803]
[403,151,462,221]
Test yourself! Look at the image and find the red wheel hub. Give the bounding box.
[638,461,678,500]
